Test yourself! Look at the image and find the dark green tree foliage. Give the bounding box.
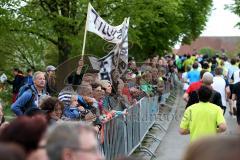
[228,1,240,28]
[0,0,212,66]
[180,0,212,44]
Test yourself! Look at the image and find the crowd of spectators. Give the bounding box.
[1,52,240,160]
[0,54,178,160]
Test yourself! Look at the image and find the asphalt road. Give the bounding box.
[153,98,238,160]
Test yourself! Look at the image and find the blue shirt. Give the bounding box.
[11,85,47,116]
[187,70,200,84]
[228,65,238,82]
[63,107,81,119]
[77,95,91,110]
[11,86,38,116]
[24,76,33,85]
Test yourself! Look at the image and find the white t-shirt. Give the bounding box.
[228,65,238,82]
[182,72,189,91]
[224,61,231,71]
[233,69,240,84]
[212,76,227,106]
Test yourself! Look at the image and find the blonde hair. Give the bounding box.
[70,93,78,102]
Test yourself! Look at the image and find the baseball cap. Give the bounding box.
[46,65,56,72]
[202,72,213,85]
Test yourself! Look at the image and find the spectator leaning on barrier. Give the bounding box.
[151,55,159,68]
[100,80,113,111]
[179,85,227,142]
[76,83,103,122]
[11,71,48,116]
[39,97,64,125]
[63,93,86,120]
[58,85,75,107]
[140,71,153,96]
[151,67,159,85]
[91,83,104,117]
[98,80,127,122]
[116,78,129,104]
[46,122,104,160]
[122,73,136,102]
[77,83,93,97]
[92,83,104,102]
[128,58,139,75]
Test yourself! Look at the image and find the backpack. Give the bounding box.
[17,84,36,113]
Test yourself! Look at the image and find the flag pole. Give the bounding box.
[81,3,90,59]
[115,18,127,70]
[115,18,129,74]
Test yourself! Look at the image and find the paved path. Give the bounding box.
[153,98,238,160]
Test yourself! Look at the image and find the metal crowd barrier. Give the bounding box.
[102,96,159,160]
[102,74,174,160]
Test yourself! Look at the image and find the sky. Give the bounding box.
[175,0,240,49]
[201,0,240,36]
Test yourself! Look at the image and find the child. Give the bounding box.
[63,94,85,120]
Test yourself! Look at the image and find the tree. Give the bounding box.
[198,47,215,57]
[228,1,240,28]
[179,0,213,44]
[0,0,213,65]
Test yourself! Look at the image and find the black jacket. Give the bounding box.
[7,74,25,93]
[186,89,223,109]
